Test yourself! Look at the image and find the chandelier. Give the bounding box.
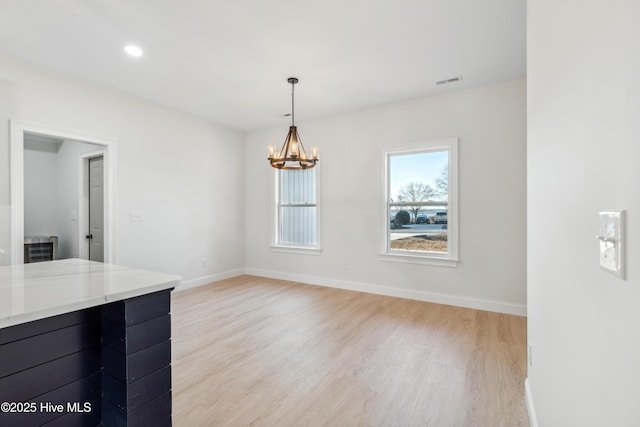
[267,77,318,169]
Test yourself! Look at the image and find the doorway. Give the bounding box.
[10,120,117,265]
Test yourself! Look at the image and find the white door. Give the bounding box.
[88,156,104,262]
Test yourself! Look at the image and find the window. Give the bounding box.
[381,138,458,266]
[273,168,320,254]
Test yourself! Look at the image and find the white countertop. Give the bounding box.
[0,259,181,329]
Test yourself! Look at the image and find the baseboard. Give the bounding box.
[525,378,539,427]
[175,268,244,292]
[243,268,527,316]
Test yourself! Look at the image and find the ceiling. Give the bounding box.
[0,0,526,131]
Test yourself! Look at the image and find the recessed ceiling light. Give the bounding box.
[124,45,143,57]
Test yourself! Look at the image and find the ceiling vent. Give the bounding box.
[436,75,462,85]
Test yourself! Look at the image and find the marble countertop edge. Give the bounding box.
[0,259,181,329]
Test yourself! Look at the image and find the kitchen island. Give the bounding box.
[0,259,180,427]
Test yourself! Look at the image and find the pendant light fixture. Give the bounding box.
[267,77,318,170]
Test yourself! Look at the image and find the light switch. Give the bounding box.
[596,211,625,278]
[130,210,146,222]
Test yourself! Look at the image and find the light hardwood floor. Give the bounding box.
[171,276,528,427]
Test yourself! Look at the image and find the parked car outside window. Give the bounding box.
[433,211,448,224]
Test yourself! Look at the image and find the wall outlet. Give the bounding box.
[528,344,533,368]
[343,262,349,270]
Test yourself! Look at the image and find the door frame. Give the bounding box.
[10,119,117,264]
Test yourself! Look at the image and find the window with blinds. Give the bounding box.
[276,168,318,247]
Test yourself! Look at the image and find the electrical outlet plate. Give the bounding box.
[597,211,625,278]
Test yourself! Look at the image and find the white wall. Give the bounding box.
[0,54,245,284]
[24,148,58,236]
[527,1,640,426]
[245,79,527,314]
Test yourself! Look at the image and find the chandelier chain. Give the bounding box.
[291,80,295,127]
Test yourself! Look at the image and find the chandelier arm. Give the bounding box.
[280,130,291,159]
[294,127,309,159]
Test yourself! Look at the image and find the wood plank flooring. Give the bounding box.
[171,275,528,426]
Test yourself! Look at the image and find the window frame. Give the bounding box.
[271,166,322,255]
[379,137,459,267]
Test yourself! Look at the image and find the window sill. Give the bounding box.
[271,245,322,256]
[378,252,459,268]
